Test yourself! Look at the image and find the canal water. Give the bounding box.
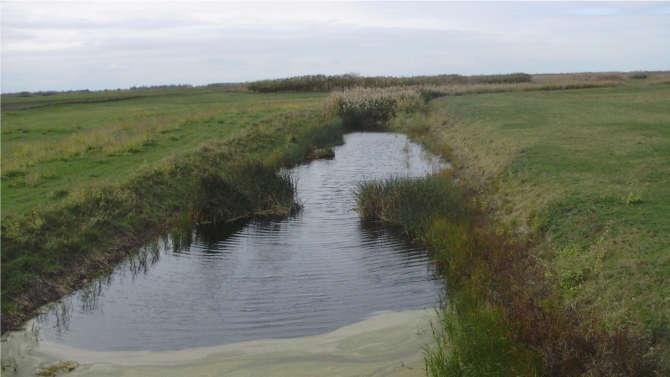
[35,132,445,352]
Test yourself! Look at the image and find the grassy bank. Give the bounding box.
[357,75,670,375]
[1,88,342,331]
[358,173,656,376]
[396,79,670,342]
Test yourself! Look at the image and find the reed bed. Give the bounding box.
[324,87,424,130]
[356,174,464,236]
[417,76,624,99]
[247,73,532,93]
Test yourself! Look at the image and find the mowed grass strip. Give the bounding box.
[1,89,327,217]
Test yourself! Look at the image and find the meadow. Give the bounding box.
[2,89,326,216]
[2,72,669,376]
[397,77,670,339]
[1,87,340,330]
[359,74,670,375]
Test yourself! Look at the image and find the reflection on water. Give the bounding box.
[37,132,446,351]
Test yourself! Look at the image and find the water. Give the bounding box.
[36,132,445,351]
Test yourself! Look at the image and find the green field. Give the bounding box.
[428,81,670,330]
[1,88,339,331]
[384,77,670,375]
[2,74,669,375]
[2,89,326,216]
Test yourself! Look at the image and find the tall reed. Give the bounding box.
[246,73,533,92]
[324,87,423,130]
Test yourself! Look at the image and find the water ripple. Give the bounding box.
[37,132,446,351]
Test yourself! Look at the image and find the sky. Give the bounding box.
[1,1,669,92]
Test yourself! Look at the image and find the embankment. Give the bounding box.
[1,116,343,332]
[358,174,656,376]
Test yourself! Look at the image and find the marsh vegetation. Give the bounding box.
[245,73,533,93]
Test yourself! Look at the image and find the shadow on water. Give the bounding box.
[36,132,447,352]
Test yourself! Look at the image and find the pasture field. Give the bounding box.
[425,80,670,331]
[1,89,327,216]
[2,73,669,375]
[384,76,670,375]
[1,88,337,330]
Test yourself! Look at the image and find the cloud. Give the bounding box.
[1,2,668,92]
[570,6,620,16]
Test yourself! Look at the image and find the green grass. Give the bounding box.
[424,293,540,377]
[386,76,670,374]
[1,87,341,331]
[0,85,241,111]
[433,82,670,330]
[2,88,328,217]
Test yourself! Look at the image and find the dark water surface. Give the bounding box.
[37,132,445,351]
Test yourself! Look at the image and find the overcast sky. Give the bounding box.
[1,1,669,92]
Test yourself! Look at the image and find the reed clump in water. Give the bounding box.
[356,174,464,236]
[196,161,298,223]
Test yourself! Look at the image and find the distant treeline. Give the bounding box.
[246,73,533,92]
